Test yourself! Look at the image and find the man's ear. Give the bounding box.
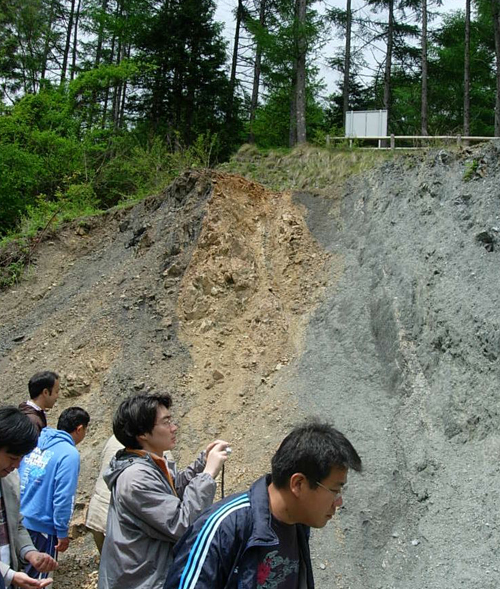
[289,473,307,498]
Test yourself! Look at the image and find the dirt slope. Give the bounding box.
[287,144,500,589]
[0,170,330,586]
[1,143,499,588]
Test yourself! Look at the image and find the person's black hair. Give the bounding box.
[271,419,362,489]
[28,371,59,399]
[113,393,173,449]
[0,407,38,455]
[57,407,90,433]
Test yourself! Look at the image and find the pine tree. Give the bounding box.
[133,0,232,145]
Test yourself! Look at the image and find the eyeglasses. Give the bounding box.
[316,481,344,501]
[155,416,177,428]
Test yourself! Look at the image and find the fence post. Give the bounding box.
[457,135,462,147]
[326,135,330,147]
[390,134,395,150]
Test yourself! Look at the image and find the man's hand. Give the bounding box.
[25,550,58,573]
[55,537,70,553]
[205,440,230,458]
[204,441,230,479]
[12,571,53,588]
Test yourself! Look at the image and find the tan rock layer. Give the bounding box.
[176,173,333,491]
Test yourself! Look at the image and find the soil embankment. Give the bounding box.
[0,169,330,586]
[1,143,499,588]
[290,144,500,589]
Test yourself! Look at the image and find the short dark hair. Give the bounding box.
[113,393,173,449]
[271,419,362,489]
[0,407,38,456]
[57,407,90,433]
[28,371,59,399]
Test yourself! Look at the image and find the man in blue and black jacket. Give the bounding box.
[165,419,362,589]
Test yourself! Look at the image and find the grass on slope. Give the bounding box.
[218,143,396,195]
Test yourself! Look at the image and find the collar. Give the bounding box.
[26,400,44,412]
[126,448,178,497]
[247,474,279,545]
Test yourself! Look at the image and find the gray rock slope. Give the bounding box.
[291,143,500,589]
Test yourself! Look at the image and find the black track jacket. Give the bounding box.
[164,474,314,589]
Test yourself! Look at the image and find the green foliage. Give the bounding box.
[0,86,85,234]
[310,125,348,148]
[0,258,26,289]
[0,143,43,231]
[132,0,233,147]
[0,236,30,290]
[426,11,496,135]
[95,133,219,206]
[69,60,143,110]
[463,159,479,181]
[17,182,100,237]
[251,85,327,149]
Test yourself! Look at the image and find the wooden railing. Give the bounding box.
[326,135,498,149]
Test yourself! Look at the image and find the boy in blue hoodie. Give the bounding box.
[19,407,90,578]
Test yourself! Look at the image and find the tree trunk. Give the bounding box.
[463,0,471,138]
[227,0,244,122]
[95,0,109,68]
[88,0,109,128]
[70,0,82,80]
[249,0,266,143]
[119,43,131,128]
[383,0,394,134]
[343,0,352,129]
[295,0,307,144]
[41,0,57,80]
[101,31,116,129]
[492,0,500,136]
[289,63,297,147]
[421,0,428,135]
[61,0,77,83]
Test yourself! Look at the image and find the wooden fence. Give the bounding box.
[326,135,498,149]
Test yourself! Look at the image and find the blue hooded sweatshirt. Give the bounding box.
[19,427,80,538]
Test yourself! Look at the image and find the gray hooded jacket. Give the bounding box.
[97,450,216,589]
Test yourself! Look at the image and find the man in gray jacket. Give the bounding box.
[98,393,230,589]
[0,407,58,589]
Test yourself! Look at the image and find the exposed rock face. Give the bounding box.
[177,174,329,478]
[292,142,500,589]
[0,169,329,587]
[1,142,500,589]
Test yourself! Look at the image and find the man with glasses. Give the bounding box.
[98,393,230,589]
[164,420,362,589]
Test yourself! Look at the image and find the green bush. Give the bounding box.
[95,134,219,206]
[0,88,85,235]
[0,144,44,233]
[18,183,100,237]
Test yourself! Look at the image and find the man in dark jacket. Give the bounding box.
[18,371,60,434]
[165,420,362,589]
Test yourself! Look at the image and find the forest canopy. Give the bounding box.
[1,0,499,235]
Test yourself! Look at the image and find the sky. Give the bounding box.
[214,0,468,96]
